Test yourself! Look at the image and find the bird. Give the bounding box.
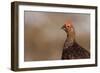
[61,19,90,60]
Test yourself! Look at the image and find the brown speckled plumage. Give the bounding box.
[62,42,90,59]
[61,19,90,60]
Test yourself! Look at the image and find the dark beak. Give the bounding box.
[61,25,66,29]
[61,24,68,32]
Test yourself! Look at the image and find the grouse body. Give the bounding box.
[61,19,90,59]
[62,41,90,59]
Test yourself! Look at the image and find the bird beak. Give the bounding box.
[61,25,65,29]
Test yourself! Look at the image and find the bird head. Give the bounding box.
[61,19,74,32]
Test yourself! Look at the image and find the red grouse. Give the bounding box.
[61,19,90,59]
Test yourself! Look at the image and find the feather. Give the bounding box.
[62,42,90,59]
[61,19,90,59]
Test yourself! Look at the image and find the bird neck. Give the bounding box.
[67,29,75,43]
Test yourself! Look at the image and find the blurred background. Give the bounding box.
[24,11,90,61]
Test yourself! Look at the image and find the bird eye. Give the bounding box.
[67,26,69,27]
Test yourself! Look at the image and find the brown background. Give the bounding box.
[24,11,90,61]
